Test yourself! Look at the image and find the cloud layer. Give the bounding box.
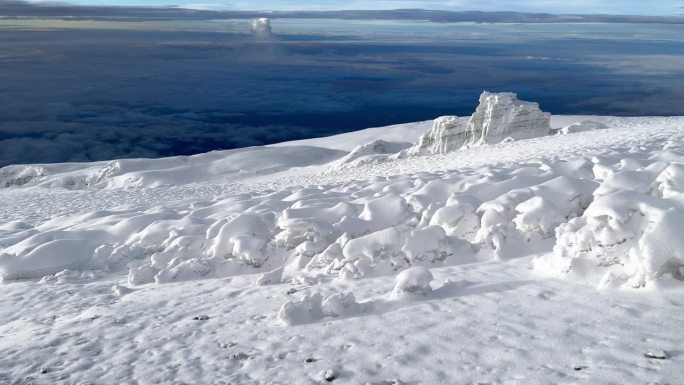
[35,0,684,16]
[3,1,684,21]
[0,18,683,167]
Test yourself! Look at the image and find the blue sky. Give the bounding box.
[33,0,684,16]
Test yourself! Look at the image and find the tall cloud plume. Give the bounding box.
[251,18,273,37]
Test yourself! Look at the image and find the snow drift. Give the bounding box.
[1,95,683,291]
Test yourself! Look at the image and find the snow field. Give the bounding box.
[4,118,684,290]
[1,258,682,384]
[1,114,684,383]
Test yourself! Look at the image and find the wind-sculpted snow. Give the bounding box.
[336,139,412,167]
[2,116,684,289]
[0,165,47,188]
[0,145,346,191]
[555,120,608,135]
[1,115,684,384]
[537,148,684,288]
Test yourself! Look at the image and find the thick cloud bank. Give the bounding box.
[2,1,684,22]
[0,18,683,167]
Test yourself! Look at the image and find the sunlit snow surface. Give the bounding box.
[1,116,684,384]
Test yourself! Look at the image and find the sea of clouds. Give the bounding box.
[1,13,683,166]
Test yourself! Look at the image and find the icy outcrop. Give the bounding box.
[0,165,47,188]
[412,116,464,155]
[410,115,466,154]
[86,161,123,187]
[413,92,551,154]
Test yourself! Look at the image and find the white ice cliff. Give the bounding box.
[413,91,551,154]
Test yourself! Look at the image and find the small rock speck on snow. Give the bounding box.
[324,369,336,381]
[229,352,249,360]
[644,349,668,360]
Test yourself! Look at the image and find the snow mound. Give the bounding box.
[209,212,276,267]
[537,155,684,288]
[0,239,95,280]
[340,227,405,278]
[359,193,411,232]
[413,92,550,154]
[277,291,362,325]
[321,292,363,317]
[336,140,411,166]
[556,120,608,135]
[391,266,434,298]
[277,292,325,325]
[256,267,284,285]
[513,196,566,238]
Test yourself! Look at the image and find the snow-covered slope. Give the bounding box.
[1,106,684,384]
[0,121,433,191]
